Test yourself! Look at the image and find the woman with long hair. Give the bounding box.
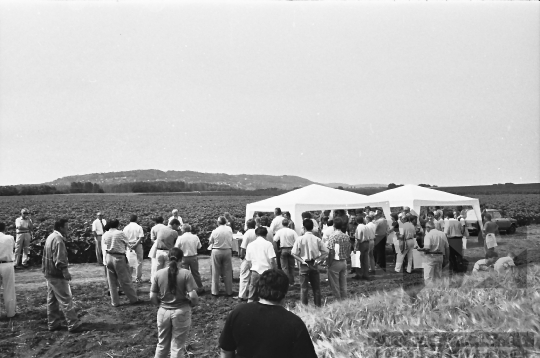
[150,247,199,358]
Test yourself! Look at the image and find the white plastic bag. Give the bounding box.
[462,237,467,250]
[486,233,498,249]
[127,249,138,268]
[351,252,361,268]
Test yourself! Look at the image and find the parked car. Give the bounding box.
[464,209,517,236]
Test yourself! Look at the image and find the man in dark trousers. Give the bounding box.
[373,209,389,271]
[42,218,84,332]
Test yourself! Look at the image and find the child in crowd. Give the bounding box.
[472,251,499,275]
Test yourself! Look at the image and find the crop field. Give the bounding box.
[0,193,539,265]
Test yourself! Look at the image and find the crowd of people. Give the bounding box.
[0,205,517,357]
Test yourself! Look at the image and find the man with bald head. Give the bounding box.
[92,212,107,265]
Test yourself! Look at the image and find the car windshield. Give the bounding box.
[491,211,502,219]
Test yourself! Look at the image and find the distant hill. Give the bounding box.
[45,170,317,191]
[324,183,386,189]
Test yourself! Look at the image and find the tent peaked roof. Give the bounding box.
[246,184,373,210]
[368,184,479,206]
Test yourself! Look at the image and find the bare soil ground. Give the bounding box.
[1,226,539,358]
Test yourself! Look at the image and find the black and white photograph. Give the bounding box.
[0,0,539,357]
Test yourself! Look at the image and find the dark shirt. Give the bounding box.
[219,302,318,358]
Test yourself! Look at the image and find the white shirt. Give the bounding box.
[123,222,145,245]
[0,233,15,262]
[245,236,276,274]
[92,218,107,235]
[366,222,377,239]
[241,229,257,250]
[273,227,298,248]
[168,215,184,226]
[269,216,285,235]
[322,226,335,241]
[175,232,202,257]
[494,257,515,275]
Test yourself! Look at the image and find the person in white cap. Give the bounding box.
[0,222,16,318]
[15,208,33,268]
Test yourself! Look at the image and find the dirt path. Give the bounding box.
[1,226,539,358]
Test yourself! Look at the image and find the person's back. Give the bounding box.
[444,218,463,238]
[274,227,298,249]
[219,269,317,358]
[152,266,196,309]
[175,232,201,257]
[155,226,178,250]
[219,302,316,358]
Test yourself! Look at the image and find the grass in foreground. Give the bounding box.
[293,265,540,357]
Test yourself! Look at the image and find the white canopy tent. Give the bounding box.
[245,184,390,235]
[367,184,483,228]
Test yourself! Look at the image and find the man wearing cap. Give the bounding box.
[0,222,16,318]
[168,209,184,227]
[15,208,33,268]
[92,212,107,265]
[419,222,449,284]
[175,224,204,294]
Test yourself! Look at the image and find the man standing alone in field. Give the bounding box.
[0,222,16,318]
[102,219,141,307]
[123,214,145,283]
[92,212,107,265]
[175,224,205,294]
[208,216,234,297]
[15,208,33,268]
[42,218,83,332]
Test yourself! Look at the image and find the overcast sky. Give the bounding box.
[0,1,538,187]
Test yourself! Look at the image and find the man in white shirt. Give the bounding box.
[0,222,16,318]
[237,219,257,301]
[444,212,465,274]
[322,219,335,243]
[175,224,204,294]
[246,226,277,302]
[273,219,298,285]
[208,216,234,297]
[92,212,107,265]
[420,223,449,284]
[168,209,184,228]
[123,214,145,283]
[269,208,285,235]
[15,208,33,268]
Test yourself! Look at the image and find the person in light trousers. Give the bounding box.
[0,222,16,318]
[151,247,199,358]
[175,224,205,294]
